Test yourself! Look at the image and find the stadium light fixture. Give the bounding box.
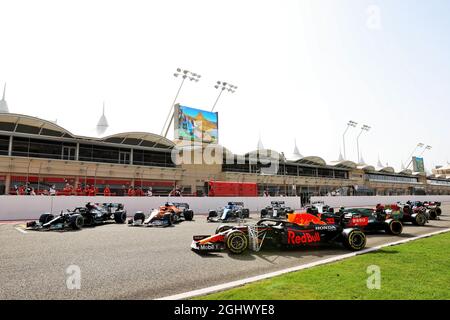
[419,145,432,157]
[342,120,358,160]
[356,125,371,164]
[211,81,237,112]
[161,68,201,138]
[405,142,425,169]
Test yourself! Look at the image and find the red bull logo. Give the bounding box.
[287,231,321,245]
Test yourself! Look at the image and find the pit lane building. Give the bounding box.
[1,112,450,198]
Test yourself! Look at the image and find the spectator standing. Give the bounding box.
[84,184,90,196]
[49,185,56,196]
[75,184,83,196]
[63,183,72,196]
[135,187,144,197]
[88,185,97,197]
[25,182,33,195]
[120,185,127,197]
[127,186,135,197]
[103,185,111,197]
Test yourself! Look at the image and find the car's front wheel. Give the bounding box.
[225,230,249,254]
[133,211,146,224]
[184,210,194,221]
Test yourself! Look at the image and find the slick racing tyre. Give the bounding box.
[216,225,233,234]
[242,209,250,218]
[183,210,194,221]
[69,214,84,230]
[208,210,218,218]
[342,229,366,251]
[133,211,146,224]
[114,211,127,224]
[170,212,179,224]
[413,213,427,226]
[163,213,173,226]
[385,220,403,235]
[428,209,437,220]
[436,207,442,216]
[39,213,54,224]
[260,209,268,219]
[225,230,249,254]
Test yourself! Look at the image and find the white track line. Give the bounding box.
[14,227,28,234]
[158,228,450,300]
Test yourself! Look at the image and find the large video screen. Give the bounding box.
[174,105,218,143]
[412,157,425,173]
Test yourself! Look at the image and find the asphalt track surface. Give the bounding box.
[1,205,450,299]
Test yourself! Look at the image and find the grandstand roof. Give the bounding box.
[296,156,327,166]
[101,132,175,149]
[0,113,175,149]
[0,113,74,137]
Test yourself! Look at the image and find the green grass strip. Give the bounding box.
[196,232,450,300]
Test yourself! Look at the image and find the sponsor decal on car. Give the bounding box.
[287,230,321,245]
[314,225,337,231]
[348,216,369,227]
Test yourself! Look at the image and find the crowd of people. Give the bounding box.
[11,182,186,197]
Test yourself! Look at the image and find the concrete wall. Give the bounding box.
[311,195,450,208]
[0,196,302,220]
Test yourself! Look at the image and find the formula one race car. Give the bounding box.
[333,206,403,235]
[423,201,442,218]
[26,202,127,231]
[128,202,194,227]
[408,201,442,220]
[260,201,294,219]
[192,212,367,254]
[305,202,335,215]
[207,202,250,223]
[396,202,429,225]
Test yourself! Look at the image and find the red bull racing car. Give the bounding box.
[191,212,367,254]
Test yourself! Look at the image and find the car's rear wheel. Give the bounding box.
[69,214,84,230]
[385,220,403,235]
[342,230,366,251]
[133,211,146,224]
[208,210,218,218]
[436,207,442,216]
[39,213,54,224]
[183,210,194,221]
[225,230,248,254]
[260,209,267,219]
[114,211,127,224]
[413,213,427,226]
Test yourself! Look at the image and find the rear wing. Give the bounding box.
[228,201,244,206]
[270,201,285,205]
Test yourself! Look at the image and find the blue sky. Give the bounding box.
[0,0,448,171]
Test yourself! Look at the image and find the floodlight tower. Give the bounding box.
[211,81,237,112]
[342,120,357,160]
[356,124,371,164]
[405,143,425,169]
[161,68,201,138]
